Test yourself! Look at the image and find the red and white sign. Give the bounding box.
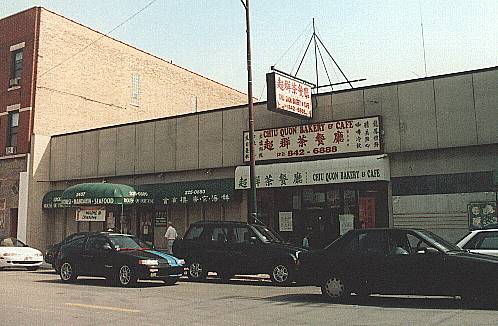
[76,208,106,222]
[243,116,382,162]
[266,71,313,118]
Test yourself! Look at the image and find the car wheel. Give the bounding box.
[218,269,235,283]
[116,264,137,287]
[321,275,351,301]
[187,261,207,281]
[163,277,179,286]
[59,261,78,283]
[270,263,292,285]
[26,266,39,271]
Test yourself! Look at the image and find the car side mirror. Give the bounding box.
[418,247,439,255]
[102,243,112,251]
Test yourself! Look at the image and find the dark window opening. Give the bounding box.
[10,49,23,86]
[7,111,19,147]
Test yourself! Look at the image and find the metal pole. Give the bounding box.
[242,0,257,222]
[313,18,319,92]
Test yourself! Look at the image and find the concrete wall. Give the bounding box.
[33,8,247,136]
[48,67,498,181]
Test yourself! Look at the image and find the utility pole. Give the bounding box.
[241,0,257,222]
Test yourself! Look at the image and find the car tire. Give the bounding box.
[270,263,292,285]
[218,269,235,283]
[115,264,137,287]
[187,260,207,281]
[321,274,351,302]
[26,266,39,271]
[59,261,78,283]
[163,277,179,286]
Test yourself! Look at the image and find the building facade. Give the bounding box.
[0,7,248,244]
[43,66,498,250]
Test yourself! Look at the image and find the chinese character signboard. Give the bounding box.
[243,116,382,162]
[266,71,313,119]
[468,202,497,229]
[278,212,293,231]
[235,154,390,190]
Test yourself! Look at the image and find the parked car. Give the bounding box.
[298,228,498,302]
[56,232,185,287]
[0,236,43,271]
[172,221,306,285]
[45,232,94,271]
[456,229,498,257]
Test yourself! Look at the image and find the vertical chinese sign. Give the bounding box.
[266,71,313,119]
[359,196,376,228]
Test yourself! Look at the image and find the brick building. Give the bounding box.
[0,7,247,244]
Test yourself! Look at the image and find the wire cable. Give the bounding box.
[38,0,159,79]
[273,22,312,69]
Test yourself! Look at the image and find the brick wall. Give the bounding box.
[34,8,247,135]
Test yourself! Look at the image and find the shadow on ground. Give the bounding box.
[258,293,498,311]
[35,277,172,288]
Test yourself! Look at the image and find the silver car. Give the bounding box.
[456,229,498,257]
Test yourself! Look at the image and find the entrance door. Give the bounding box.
[305,209,339,249]
[10,208,18,238]
[136,211,154,244]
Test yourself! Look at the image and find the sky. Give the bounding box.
[1,0,497,100]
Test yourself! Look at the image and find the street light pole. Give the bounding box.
[241,0,257,222]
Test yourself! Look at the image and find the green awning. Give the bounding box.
[139,179,234,205]
[42,190,64,209]
[61,183,139,206]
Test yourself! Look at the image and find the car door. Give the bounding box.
[462,231,498,257]
[81,235,113,277]
[204,225,231,272]
[228,225,262,274]
[342,230,391,293]
[387,230,449,295]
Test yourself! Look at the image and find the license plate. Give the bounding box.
[150,272,157,277]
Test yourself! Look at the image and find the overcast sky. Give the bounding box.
[2,0,497,99]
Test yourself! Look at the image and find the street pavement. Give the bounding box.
[1,268,498,326]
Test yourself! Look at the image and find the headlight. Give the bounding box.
[2,253,20,257]
[177,259,185,266]
[138,259,158,266]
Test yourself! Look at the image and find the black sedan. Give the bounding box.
[298,228,498,303]
[56,232,185,287]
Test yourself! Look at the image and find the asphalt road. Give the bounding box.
[2,268,498,326]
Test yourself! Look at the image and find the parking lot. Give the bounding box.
[2,269,498,326]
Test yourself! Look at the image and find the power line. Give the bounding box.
[38,0,159,79]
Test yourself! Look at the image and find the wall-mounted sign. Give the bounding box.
[278,212,293,231]
[236,154,390,189]
[468,202,497,230]
[76,208,106,222]
[155,211,168,227]
[243,116,382,162]
[266,71,313,119]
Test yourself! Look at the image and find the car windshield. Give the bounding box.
[416,230,462,252]
[108,235,148,251]
[252,225,283,243]
[0,237,26,247]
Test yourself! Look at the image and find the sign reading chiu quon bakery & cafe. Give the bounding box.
[243,116,382,162]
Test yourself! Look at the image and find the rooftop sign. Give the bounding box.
[266,71,313,119]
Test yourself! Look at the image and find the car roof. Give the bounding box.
[189,220,263,226]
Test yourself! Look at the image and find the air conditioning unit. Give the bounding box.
[9,77,21,87]
[5,146,16,155]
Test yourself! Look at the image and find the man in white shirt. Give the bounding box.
[164,221,177,254]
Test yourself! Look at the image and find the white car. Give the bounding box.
[456,229,498,257]
[0,236,43,270]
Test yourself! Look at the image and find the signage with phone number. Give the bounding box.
[243,116,382,162]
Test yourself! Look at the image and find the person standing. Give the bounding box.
[164,221,177,254]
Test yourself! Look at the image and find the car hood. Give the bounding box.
[266,242,308,253]
[0,246,42,256]
[117,249,182,266]
[448,250,498,263]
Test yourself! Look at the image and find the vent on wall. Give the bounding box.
[5,146,16,155]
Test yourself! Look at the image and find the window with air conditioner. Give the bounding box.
[9,49,23,87]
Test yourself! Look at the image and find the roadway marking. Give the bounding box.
[65,303,141,313]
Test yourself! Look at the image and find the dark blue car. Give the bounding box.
[56,232,185,287]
